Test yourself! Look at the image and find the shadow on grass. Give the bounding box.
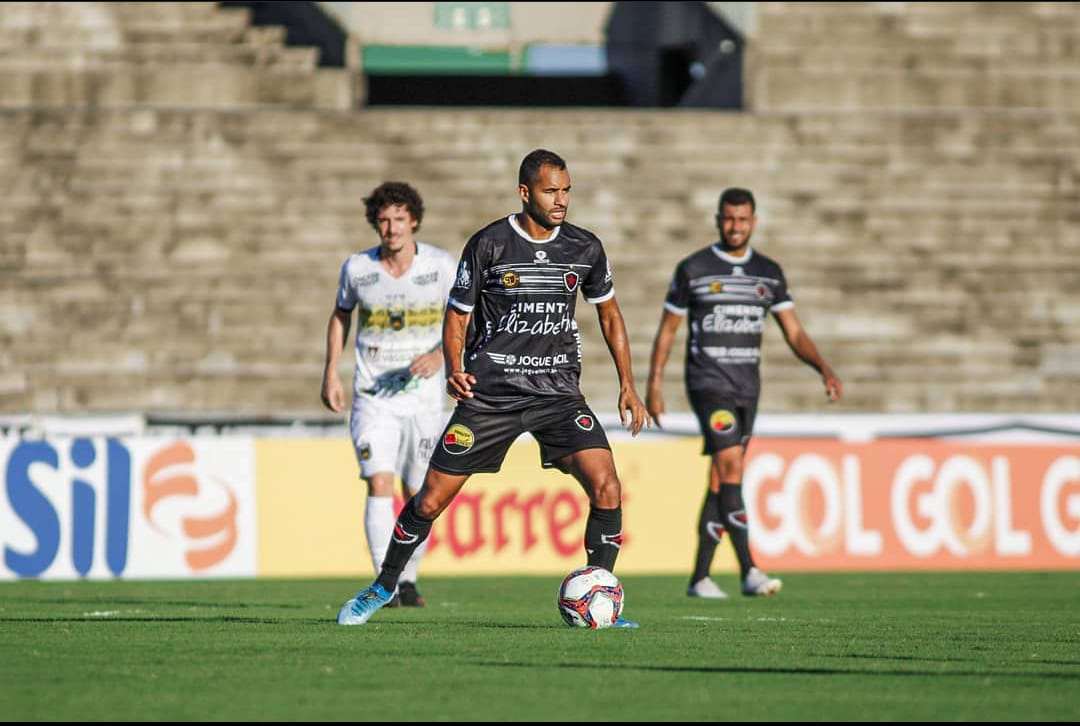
[0,615,558,627]
[474,660,1080,679]
[2,597,305,609]
[813,652,1080,667]
[0,615,304,624]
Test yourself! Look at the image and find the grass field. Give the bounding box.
[2,571,1078,722]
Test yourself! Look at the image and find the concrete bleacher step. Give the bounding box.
[3,1,1080,416]
[0,64,354,109]
[0,43,320,69]
[752,2,1080,111]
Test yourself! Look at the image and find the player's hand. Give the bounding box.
[823,368,843,402]
[321,374,346,413]
[619,387,652,437]
[447,370,477,401]
[409,350,443,379]
[645,385,665,429]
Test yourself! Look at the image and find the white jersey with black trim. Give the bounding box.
[335,241,457,412]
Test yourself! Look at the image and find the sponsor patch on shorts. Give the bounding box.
[709,409,736,433]
[442,424,475,454]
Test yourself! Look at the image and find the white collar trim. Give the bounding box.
[508,214,559,243]
[711,244,753,265]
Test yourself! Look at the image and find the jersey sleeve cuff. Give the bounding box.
[584,288,616,304]
[448,297,474,313]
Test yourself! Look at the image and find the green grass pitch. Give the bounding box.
[2,572,1077,721]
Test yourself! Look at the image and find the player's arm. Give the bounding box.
[773,308,842,402]
[321,307,352,413]
[595,297,652,436]
[646,309,683,428]
[409,341,444,379]
[442,305,476,400]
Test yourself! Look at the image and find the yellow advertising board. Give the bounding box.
[255,435,730,577]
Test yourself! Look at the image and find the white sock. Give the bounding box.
[364,496,395,577]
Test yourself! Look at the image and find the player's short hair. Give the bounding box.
[519,149,567,187]
[364,181,425,230]
[718,187,756,213]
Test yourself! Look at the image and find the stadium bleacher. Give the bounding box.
[1,1,1078,423]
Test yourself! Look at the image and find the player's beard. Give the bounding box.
[525,201,564,230]
[382,235,413,255]
[720,230,751,252]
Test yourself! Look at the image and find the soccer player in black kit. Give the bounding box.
[646,187,842,599]
[337,149,651,627]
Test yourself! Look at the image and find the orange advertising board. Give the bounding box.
[745,439,1080,571]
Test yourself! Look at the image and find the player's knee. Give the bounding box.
[413,495,446,520]
[713,451,744,483]
[365,478,395,497]
[589,475,622,508]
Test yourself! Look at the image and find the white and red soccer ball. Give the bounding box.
[557,565,624,629]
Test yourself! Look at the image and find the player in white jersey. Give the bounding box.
[321,182,456,608]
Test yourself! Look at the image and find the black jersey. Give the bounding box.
[664,244,793,402]
[448,214,615,411]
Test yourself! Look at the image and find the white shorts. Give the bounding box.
[349,397,447,491]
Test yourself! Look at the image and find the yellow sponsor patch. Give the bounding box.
[442,424,475,454]
[709,409,736,433]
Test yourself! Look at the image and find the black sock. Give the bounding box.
[375,496,433,592]
[719,483,755,578]
[585,506,623,572]
[690,490,724,585]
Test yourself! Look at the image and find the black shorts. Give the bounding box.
[688,390,758,455]
[429,396,611,475]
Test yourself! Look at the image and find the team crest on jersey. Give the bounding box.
[574,413,595,431]
[359,444,372,460]
[502,271,520,288]
[756,284,768,298]
[389,310,405,330]
[564,270,580,292]
[442,424,475,454]
[709,409,736,433]
[709,280,724,294]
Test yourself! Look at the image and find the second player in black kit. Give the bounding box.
[647,187,842,600]
[336,149,651,628]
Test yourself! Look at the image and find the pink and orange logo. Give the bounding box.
[143,442,240,571]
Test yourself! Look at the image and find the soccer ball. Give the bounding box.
[557,565,624,629]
